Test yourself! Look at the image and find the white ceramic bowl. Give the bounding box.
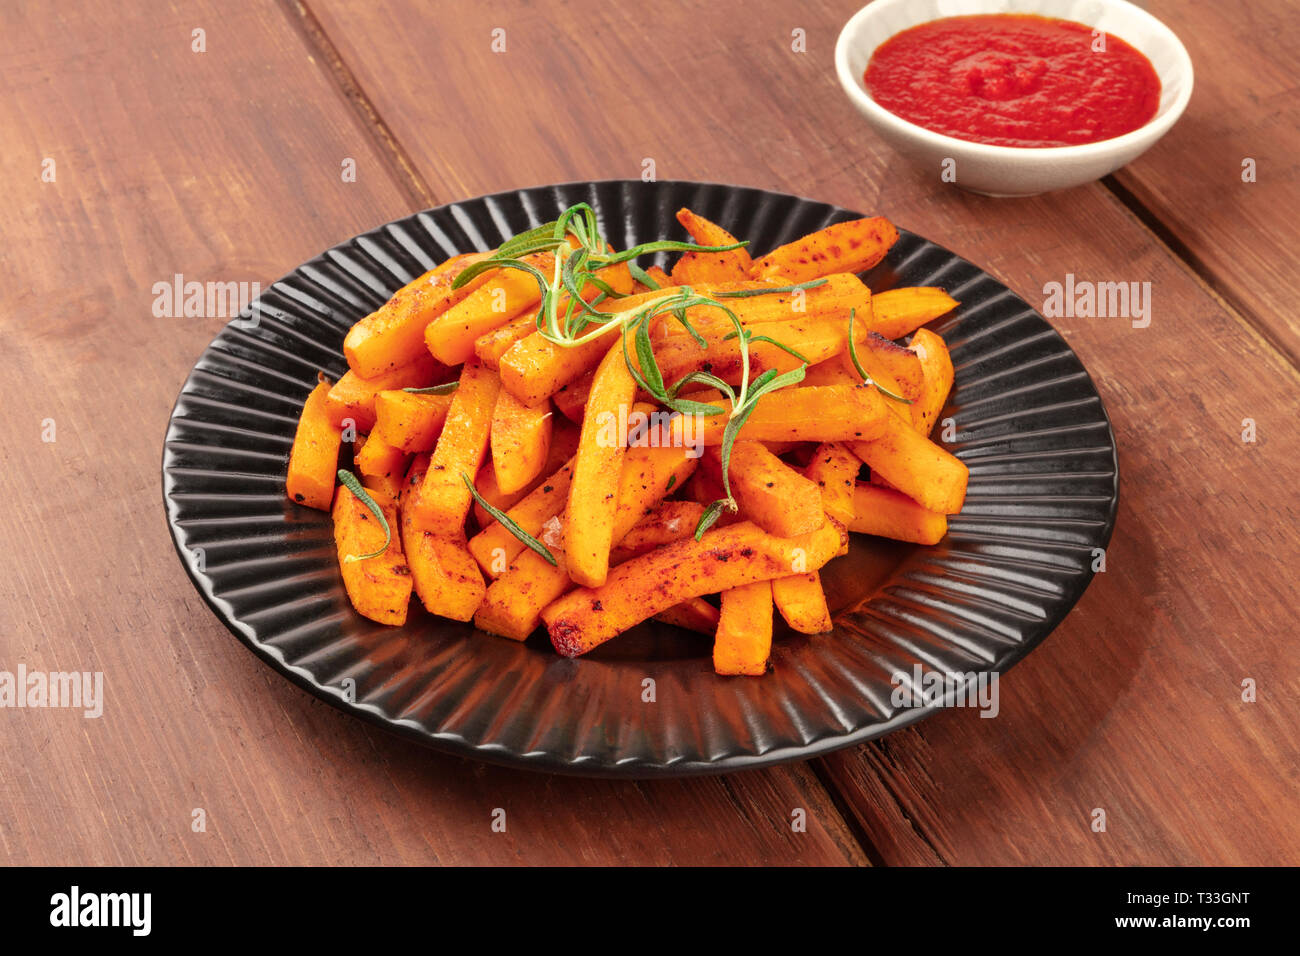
[835,0,1194,196]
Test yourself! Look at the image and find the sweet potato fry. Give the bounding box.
[849,482,948,544]
[596,260,636,297]
[490,391,553,495]
[408,531,486,621]
[658,273,871,338]
[871,287,959,340]
[321,206,966,665]
[344,252,494,378]
[286,380,343,511]
[675,384,890,445]
[474,309,539,369]
[354,434,409,500]
[802,442,860,527]
[399,453,485,620]
[405,360,501,533]
[670,207,753,284]
[332,484,411,626]
[654,597,720,634]
[474,440,699,641]
[752,217,899,282]
[869,470,899,492]
[907,328,954,437]
[473,545,573,641]
[713,581,774,675]
[771,571,833,634]
[800,359,859,388]
[542,518,846,657]
[468,458,573,577]
[552,369,594,424]
[610,500,707,563]
[325,352,444,432]
[425,253,553,365]
[703,442,824,536]
[565,342,637,588]
[498,331,616,408]
[649,315,853,388]
[848,411,968,514]
[687,468,727,506]
[373,389,454,452]
[471,417,579,527]
[644,265,672,286]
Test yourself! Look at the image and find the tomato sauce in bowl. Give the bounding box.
[864,13,1161,148]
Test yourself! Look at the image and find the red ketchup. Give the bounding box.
[864,14,1161,148]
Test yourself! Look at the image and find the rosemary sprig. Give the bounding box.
[460,473,557,566]
[446,203,818,543]
[453,203,755,350]
[336,469,391,563]
[847,308,914,404]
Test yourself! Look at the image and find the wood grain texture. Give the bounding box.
[308,0,1300,864]
[0,0,866,866]
[1109,0,1300,366]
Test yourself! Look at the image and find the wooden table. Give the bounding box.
[2,0,1296,866]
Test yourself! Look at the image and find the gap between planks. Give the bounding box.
[1102,174,1300,375]
[278,0,438,211]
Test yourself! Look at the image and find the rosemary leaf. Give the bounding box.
[666,398,727,417]
[627,261,661,290]
[669,305,709,349]
[403,381,459,395]
[600,239,748,267]
[452,256,551,296]
[622,320,667,403]
[460,473,557,566]
[633,315,666,398]
[693,499,726,540]
[712,278,828,299]
[496,221,563,258]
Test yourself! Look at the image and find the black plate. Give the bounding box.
[162,180,1119,777]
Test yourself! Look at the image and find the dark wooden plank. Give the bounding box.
[0,0,865,865]
[1110,0,1300,365]
[310,0,1300,864]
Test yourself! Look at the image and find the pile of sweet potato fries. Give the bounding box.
[285,205,966,675]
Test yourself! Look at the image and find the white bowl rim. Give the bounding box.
[834,0,1195,161]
